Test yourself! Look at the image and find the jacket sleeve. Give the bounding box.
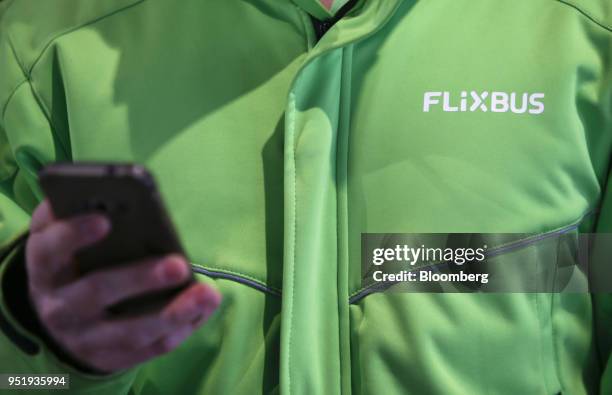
[0,30,138,395]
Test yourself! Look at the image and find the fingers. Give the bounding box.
[83,324,195,373]
[26,213,111,289]
[29,199,55,233]
[75,283,219,349]
[58,255,191,313]
[161,282,221,325]
[25,200,225,373]
[60,283,222,373]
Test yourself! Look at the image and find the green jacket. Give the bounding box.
[0,0,611,394]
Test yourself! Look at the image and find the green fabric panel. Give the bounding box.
[0,0,610,394]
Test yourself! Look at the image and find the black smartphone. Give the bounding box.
[38,162,193,314]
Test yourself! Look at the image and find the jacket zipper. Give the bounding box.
[310,0,359,41]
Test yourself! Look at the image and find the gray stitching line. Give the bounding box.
[190,265,281,297]
[485,223,579,258]
[349,213,593,304]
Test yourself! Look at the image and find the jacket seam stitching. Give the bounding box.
[550,292,565,394]
[1,79,70,164]
[1,1,146,119]
[533,293,550,394]
[295,4,316,49]
[480,221,582,256]
[553,0,612,33]
[1,1,147,158]
[335,48,344,395]
[0,79,26,120]
[6,33,27,78]
[348,227,576,302]
[348,209,594,303]
[287,91,297,395]
[23,0,146,77]
[189,263,282,295]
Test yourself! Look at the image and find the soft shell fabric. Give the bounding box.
[0,0,611,394]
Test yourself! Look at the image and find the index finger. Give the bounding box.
[30,199,56,233]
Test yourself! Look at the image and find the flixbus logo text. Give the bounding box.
[423,91,545,114]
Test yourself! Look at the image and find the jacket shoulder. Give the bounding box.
[556,0,612,32]
[0,0,143,73]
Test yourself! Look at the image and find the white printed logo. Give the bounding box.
[423,91,545,114]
